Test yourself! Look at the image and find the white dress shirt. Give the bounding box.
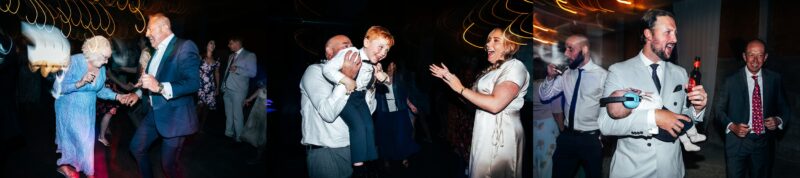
[725,70,783,134]
[137,34,175,101]
[539,60,607,131]
[300,62,350,148]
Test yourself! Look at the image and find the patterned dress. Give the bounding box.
[53,54,118,175]
[198,60,220,110]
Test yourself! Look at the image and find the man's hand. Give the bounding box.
[729,123,750,138]
[606,89,633,119]
[655,109,691,138]
[340,78,356,93]
[765,117,781,130]
[117,93,139,106]
[546,64,559,79]
[135,74,161,93]
[687,85,708,112]
[341,51,362,79]
[229,65,238,73]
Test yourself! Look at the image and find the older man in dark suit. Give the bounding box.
[717,39,791,178]
[130,13,201,178]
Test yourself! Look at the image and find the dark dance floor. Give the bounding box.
[3,99,266,178]
[3,95,532,178]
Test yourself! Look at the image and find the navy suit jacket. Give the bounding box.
[717,67,791,138]
[144,37,201,138]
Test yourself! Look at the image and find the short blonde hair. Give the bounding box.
[364,26,394,47]
[82,36,112,59]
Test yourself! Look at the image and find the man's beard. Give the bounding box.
[651,43,673,61]
[568,52,585,69]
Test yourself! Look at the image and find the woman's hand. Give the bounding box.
[77,71,97,88]
[429,63,464,93]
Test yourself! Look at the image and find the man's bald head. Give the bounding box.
[145,13,173,48]
[564,34,590,66]
[743,39,768,74]
[325,35,352,60]
[566,34,589,49]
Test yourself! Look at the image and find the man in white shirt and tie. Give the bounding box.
[300,35,362,178]
[539,34,608,178]
[222,37,257,142]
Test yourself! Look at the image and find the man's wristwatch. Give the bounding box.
[156,83,164,93]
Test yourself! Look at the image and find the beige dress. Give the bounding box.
[468,59,529,178]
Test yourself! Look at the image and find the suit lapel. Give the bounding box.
[631,56,657,93]
[760,69,772,116]
[739,68,751,123]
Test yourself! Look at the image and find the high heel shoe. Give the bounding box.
[98,138,109,147]
[57,165,78,178]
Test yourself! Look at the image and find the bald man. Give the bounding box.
[300,35,361,178]
[130,13,201,178]
[718,39,791,178]
[538,34,608,178]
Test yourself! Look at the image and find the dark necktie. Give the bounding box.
[650,64,661,93]
[752,75,764,135]
[568,69,583,131]
[223,53,238,85]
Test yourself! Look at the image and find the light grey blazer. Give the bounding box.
[598,54,705,178]
[223,49,258,92]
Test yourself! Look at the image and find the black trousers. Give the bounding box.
[340,91,377,163]
[725,133,774,178]
[552,130,602,178]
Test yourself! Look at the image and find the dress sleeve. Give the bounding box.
[495,61,529,89]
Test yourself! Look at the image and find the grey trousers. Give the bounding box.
[223,89,246,140]
[307,146,352,178]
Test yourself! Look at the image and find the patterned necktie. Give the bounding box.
[752,75,764,135]
[567,69,583,131]
[650,64,661,93]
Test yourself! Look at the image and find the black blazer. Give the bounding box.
[716,67,791,137]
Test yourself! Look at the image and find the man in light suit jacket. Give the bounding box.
[223,37,258,142]
[130,13,201,178]
[717,39,791,178]
[598,9,709,177]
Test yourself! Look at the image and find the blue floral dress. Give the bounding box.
[53,54,118,175]
[198,60,220,110]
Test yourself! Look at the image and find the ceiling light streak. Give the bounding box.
[478,0,499,26]
[491,0,513,22]
[505,0,529,14]
[462,23,484,49]
[555,0,578,14]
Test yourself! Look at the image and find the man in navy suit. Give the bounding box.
[129,13,201,178]
[717,39,791,178]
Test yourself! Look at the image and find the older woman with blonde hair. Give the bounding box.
[430,28,529,177]
[53,35,138,178]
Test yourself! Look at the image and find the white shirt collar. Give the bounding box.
[746,69,762,78]
[157,34,175,50]
[579,59,599,71]
[638,50,663,67]
[235,48,244,55]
